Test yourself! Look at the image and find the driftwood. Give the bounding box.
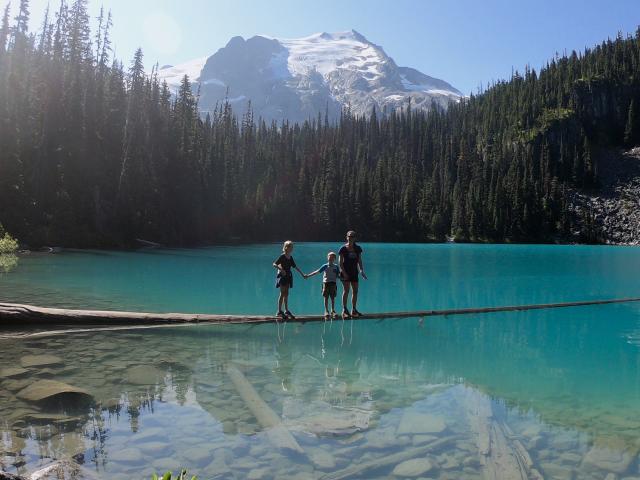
[226,364,304,454]
[319,435,458,480]
[2,297,640,328]
[460,387,542,480]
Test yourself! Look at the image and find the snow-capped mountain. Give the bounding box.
[158,30,463,122]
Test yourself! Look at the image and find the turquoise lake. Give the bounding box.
[1,243,640,479]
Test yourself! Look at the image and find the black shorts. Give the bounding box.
[341,270,359,283]
[276,274,293,289]
[322,282,337,298]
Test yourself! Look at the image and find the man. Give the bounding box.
[339,230,367,318]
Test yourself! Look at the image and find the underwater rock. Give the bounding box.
[247,468,270,480]
[582,446,637,474]
[19,355,63,368]
[182,446,213,467]
[540,462,575,480]
[287,409,370,437]
[397,412,446,435]
[16,380,92,403]
[0,368,29,379]
[308,448,336,470]
[29,460,100,480]
[0,432,26,455]
[412,434,438,446]
[138,441,173,456]
[110,448,144,465]
[392,458,434,477]
[126,365,164,385]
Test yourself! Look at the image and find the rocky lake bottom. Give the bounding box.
[1,315,640,480]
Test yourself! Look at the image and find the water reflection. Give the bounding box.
[1,304,640,478]
[0,254,18,274]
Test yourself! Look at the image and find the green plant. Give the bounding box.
[0,233,18,253]
[151,470,197,480]
[0,254,18,273]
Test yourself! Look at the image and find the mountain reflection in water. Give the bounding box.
[1,303,639,479]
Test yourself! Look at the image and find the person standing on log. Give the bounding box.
[273,240,306,319]
[339,230,367,318]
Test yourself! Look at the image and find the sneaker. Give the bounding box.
[342,309,351,318]
[351,309,362,317]
[331,310,337,318]
[323,311,330,319]
[276,310,286,319]
[285,310,296,319]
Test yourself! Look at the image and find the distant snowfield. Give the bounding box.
[157,57,208,89]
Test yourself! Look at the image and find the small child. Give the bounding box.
[305,252,340,318]
[273,240,306,319]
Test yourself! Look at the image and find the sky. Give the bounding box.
[15,0,640,95]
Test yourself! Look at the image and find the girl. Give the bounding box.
[273,240,306,319]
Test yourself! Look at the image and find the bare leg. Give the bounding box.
[330,296,336,312]
[351,282,359,311]
[282,286,290,311]
[342,281,351,312]
[324,296,329,314]
[278,288,285,312]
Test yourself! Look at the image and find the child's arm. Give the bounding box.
[273,257,284,272]
[305,268,322,279]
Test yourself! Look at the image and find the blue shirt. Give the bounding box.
[319,263,340,283]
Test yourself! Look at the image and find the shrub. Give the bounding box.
[151,470,197,480]
[0,233,18,253]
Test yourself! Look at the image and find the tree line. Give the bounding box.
[1,0,639,247]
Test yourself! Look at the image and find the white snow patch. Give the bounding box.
[157,57,207,91]
[276,31,386,78]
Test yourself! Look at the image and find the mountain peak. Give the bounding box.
[158,31,462,122]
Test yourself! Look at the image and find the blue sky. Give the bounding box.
[18,0,640,94]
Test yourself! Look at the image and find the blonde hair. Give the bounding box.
[327,251,337,260]
[282,240,294,253]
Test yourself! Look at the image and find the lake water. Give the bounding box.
[1,244,640,479]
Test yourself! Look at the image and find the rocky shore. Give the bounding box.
[570,147,640,245]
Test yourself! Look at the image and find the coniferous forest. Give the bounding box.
[1,1,640,247]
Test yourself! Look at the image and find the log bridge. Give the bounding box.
[1,296,639,328]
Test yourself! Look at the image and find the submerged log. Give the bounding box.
[319,435,458,480]
[460,387,542,480]
[2,297,640,328]
[226,363,304,454]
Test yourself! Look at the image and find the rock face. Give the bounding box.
[569,147,640,244]
[157,30,462,123]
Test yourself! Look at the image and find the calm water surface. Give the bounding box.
[1,244,640,479]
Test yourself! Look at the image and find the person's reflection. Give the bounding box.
[273,336,294,391]
[319,318,360,404]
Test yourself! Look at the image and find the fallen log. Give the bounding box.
[319,435,458,480]
[460,387,542,480]
[226,363,304,454]
[2,296,640,328]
